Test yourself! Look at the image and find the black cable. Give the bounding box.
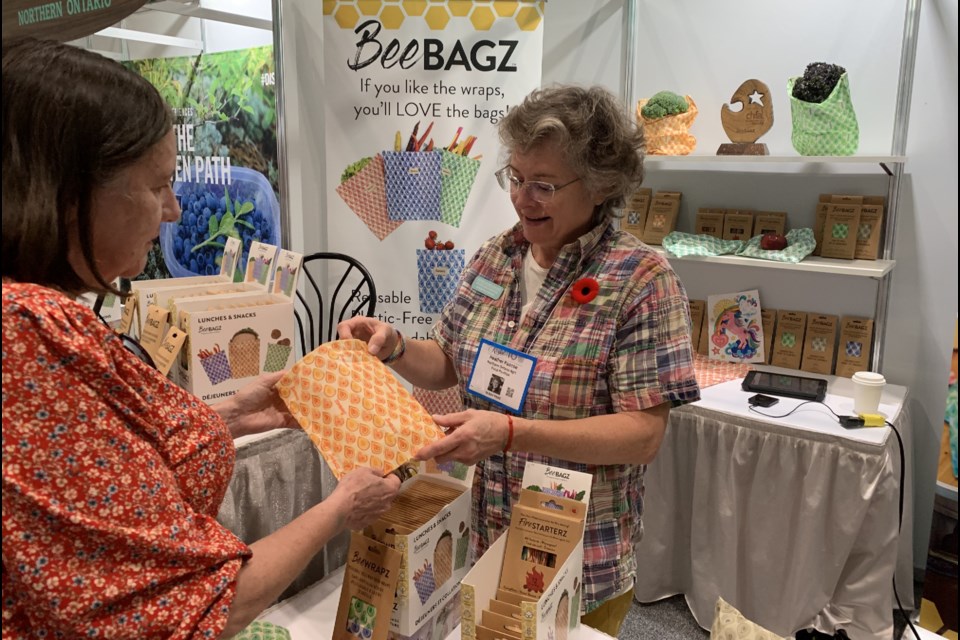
[749,400,923,638]
[887,421,921,640]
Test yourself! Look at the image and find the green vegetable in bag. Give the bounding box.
[788,62,859,156]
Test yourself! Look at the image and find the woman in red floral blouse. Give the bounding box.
[1,38,400,639]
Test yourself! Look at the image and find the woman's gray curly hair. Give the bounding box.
[498,84,645,225]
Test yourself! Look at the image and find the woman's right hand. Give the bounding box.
[332,467,401,530]
[337,317,398,361]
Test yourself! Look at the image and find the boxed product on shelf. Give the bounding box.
[812,194,832,256]
[641,191,681,245]
[363,467,474,639]
[689,299,706,352]
[128,236,244,337]
[173,289,296,403]
[854,196,885,260]
[835,316,875,378]
[460,462,592,640]
[621,188,652,240]
[800,313,839,375]
[753,211,788,237]
[820,196,862,260]
[694,209,725,238]
[333,531,403,640]
[722,210,755,241]
[761,308,777,364]
[770,310,808,370]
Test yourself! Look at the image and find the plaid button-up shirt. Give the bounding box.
[433,220,700,612]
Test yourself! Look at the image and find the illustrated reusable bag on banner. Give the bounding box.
[276,339,446,479]
[383,150,443,221]
[417,249,465,314]
[439,149,480,227]
[336,154,403,241]
[788,73,859,156]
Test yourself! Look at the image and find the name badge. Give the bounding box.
[466,339,536,414]
[471,275,504,300]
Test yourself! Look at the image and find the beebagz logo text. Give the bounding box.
[543,467,570,481]
[349,19,518,73]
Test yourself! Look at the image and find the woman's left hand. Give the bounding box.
[415,409,511,465]
[213,371,301,439]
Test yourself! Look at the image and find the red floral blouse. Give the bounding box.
[2,281,251,639]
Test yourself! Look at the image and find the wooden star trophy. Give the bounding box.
[718,79,773,155]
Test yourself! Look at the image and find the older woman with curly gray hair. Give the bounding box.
[339,84,700,635]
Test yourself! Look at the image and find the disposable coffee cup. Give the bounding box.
[852,371,885,414]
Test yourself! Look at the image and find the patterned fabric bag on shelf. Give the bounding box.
[439,149,480,227]
[383,150,442,221]
[417,249,465,314]
[336,154,402,241]
[662,231,743,257]
[636,95,699,155]
[788,73,859,156]
[736,228,816,263]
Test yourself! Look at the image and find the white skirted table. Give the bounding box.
[634,371,914,639]
[258,566,614,639]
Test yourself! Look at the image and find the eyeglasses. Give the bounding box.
[495,166,580,203]
[94,295,158,370]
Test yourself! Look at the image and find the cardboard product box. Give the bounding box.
[753,211,788,237]
[364,470,474,639]
[688,300,706,352]
[461,462,592,640]
[835,316,875,378]
[334,532,403,640]
[694,209,726,239]
[812,195,832,256]
[621,188,652,240]
[854,196,885,260]
[820,201,862,260]
[770,310,808,370]
[129,236,243,338]
[722,210,755,241]
[174,290,296,404]
[697,310,711,357]
[641,191,682,245]
[800,314,839,375]
[761,308,777,364]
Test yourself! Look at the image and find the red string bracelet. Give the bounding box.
[504,415,515,453]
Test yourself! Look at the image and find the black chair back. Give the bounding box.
[294,252,377,352]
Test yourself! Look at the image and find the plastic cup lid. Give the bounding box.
[852,371,885,385]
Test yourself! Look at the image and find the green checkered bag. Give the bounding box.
[662,231,743,257]
[232,621,291,640]
[788,73,859,156]
[736,228,816,263]
[439,150,480,228]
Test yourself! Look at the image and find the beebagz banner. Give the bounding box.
[124,46,281,282]
[324,1,545,355]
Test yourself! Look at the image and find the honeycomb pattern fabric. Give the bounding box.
[439,150,480,227]
[788,73,859,156]
[417,249,465,314]
[636,95,699,155]
[276,339,445,479]
[413,385,464,415]
[662,231,743,257]
[710,597,786,640]
[383,151,442,221]
[336,154,402,241]
[233,621,292,640]
[229,329,261,379]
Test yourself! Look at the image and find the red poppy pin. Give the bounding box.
[571,277,599,304]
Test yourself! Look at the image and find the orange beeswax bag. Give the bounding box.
[277,339,445,479]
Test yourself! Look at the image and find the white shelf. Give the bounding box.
[650,246,895,278]
[644,155,906,173]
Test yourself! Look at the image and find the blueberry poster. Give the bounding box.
[124,46,279,281]
[323,2,544,349]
